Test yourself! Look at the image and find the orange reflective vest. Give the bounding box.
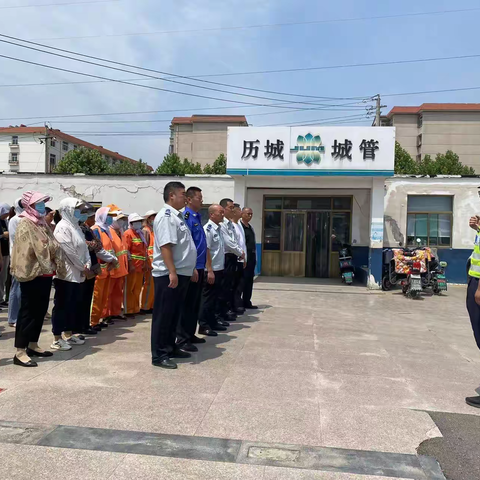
[109,227,128,278]
[124,228,147,273]
[91,225,115,279]
[143,225,155,262]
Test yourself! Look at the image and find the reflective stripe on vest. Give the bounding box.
[131,254,145,261]
[132,238,143,243]
[116,250,128,257]
[469,241,480,278]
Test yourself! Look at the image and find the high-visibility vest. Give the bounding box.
[91,225,115,279]
[109,227,129,278]
[143,225,154,262]
[469,230,480,278]
[124,228,147,273]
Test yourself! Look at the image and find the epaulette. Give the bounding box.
[165,209,171,217]
[206,224,212,231]
[184,211,190,220]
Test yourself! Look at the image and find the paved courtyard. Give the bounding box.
[0,279,478,479]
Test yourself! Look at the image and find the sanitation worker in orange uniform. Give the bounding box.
[124,213,148,318]
[141,209,157,314]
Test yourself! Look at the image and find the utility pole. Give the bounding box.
[374,94,387,127]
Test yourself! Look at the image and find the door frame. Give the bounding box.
[281,210,307,277]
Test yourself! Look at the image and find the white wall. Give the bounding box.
[0,174,234,214]
[384,177,480,249]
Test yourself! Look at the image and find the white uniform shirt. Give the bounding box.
[220,218,243,257]
[152,204,197,277]
[233,222,248,263]
[204,220,225,271]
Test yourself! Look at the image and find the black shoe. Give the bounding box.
[99,322,109,328]
[198,328,218,337]
[0,301,8,307]
[212,324,227,332]
[106,319,115,325]
[26,348,53,358]
[226,310,237,318]
[245,304,258,309]
[217,320,230,327]
[234,308,245,315]
[152,358,177,369]
[83,328,98,335]
[125,313,136,319]
[178,343,198,353]
[191,335,206,344]
[466,396,480,408]
[170,349,192,359]
[13,355,38,367]
[112,315,127,321]
[140,309,153,314]
[92,325,102,332]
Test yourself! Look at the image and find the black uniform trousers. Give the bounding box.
[199,270,225,328]
[242,251,257,307]
[224,254,238,312]
[467,277,480,350]
[75,277,95,333]
[177,269,205,346]
[151,274,190,362]
[52,279,83,336]
[234,261,244,310]
[15,276,52,349]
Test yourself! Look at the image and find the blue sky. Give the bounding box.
[0,0,479,167]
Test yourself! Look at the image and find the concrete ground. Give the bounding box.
[0,279,478,479]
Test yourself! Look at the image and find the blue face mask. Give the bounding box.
[74,209,82,220]
[106,216,113,226]
[35,202,46,215]
[79,213,88,222]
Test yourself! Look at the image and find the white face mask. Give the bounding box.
[132,221,142,230]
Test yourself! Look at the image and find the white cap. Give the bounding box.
[144,209,157,217]
[128,213,144,223]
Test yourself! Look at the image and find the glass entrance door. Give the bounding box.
[306,212,331,278]
[281,212,306,277]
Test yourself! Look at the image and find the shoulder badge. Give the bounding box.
[164,209,171,217]
[206,224,212,232]
[184,211,190,220]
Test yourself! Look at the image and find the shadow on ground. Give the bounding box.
[418,410,480,480]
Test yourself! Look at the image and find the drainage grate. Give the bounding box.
[248,446,300,462]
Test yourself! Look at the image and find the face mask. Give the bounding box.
[35,202,46,215]
[79,213,88,222]
[74,209,82,220]
[132,221,142,230]
[106,216,113,226]
[118,219,127,230]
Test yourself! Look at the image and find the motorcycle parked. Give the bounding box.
[339,244,355,284]
[429,258,448,295]
[401,251,423,299]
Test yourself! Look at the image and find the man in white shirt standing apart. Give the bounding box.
[151,181,197,370]
[232,203,247,314]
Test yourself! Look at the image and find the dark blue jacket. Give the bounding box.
[184,207,207,269]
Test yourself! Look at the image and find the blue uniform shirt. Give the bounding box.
[183,206,207,269]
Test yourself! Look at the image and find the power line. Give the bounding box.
[26,7,480,41]
[0,34,369,103]
[0,52,334,110]
[0,0,119,9]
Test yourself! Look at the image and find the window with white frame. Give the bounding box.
[50,139,56,147]
[73,144,78,150]
[9,152,18,163]
[50,153,56,168]
[11,135,18,145]
[407,196,453,247]
[62,141,69,151]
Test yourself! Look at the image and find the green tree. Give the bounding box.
[394,142,418,174]
[418,150,475,175]
[111,158,151,175]
[155,153,184,175]
[55,147,111,174]
[203,153,227,174]
[182,158,203,174]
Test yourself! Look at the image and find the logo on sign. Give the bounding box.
[290,133,325,165]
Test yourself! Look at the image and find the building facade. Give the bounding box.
[0,126,148,173]
[169,115,248,168]
[381,103,480,171]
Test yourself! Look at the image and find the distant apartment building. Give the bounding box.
[169,115,248,167]
[0,125,150,173]
[379,103,480,171]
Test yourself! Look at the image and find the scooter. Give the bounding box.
[339,244,355,284]
[401,253,423,299]
[430,260,448,294]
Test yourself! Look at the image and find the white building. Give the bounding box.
[0,126,149,173]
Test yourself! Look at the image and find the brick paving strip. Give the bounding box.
[0,420,445,480]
